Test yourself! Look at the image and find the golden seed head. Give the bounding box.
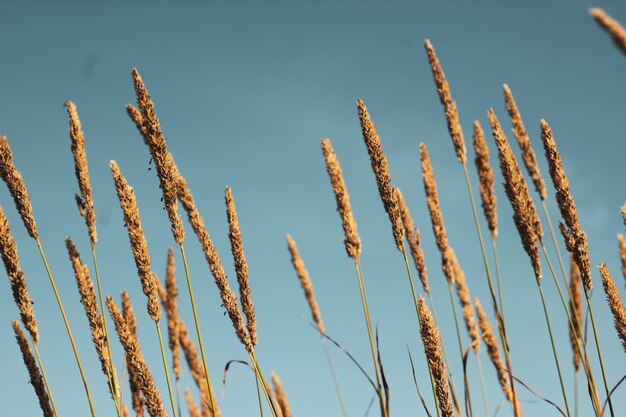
[621,203,626,229]
[568,256,583,372]
[395,188,429,293]
[271,372,293,417]
[120,291,144,416]
[185,389,201,417]
[451,251,480,354]
[598,263,626,353]
[179,320,213,414]
[618,234,626,282]
[126,103,146,139]
[472,120,498,237]
[320,138,361,259]
[590,8,626,56]
[164,248,182,379]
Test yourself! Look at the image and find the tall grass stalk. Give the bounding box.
[155,321,178,417]
[321,337,349,417]
[31,338,59,417]
[249,350,280,417]
[475,354,490,417]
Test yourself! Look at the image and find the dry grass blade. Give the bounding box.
[568,257,583,372]
[271,373,293,417]
[396,188,429,294]
[598,264,626,353]
[472,120,498,238]
[121,291,145,417]
[590,8,626,56]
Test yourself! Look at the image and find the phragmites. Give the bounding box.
[0,136,38,239]
[121,291,145,417]
[420,143,454,285]
[598,264,626,353]
[488,110,542,280]
[12,321,53,417]
[424,39,466,164]
[177,175,252,352]
[164,248,181,380]
[131,68,185,245]
[65,101,97,244]
[502,85,547,201]
[568,257,583,372]
[451,252,479,354]
[0,206,38,342]
[474,298,512,402]
[356,99,404,251]
[540,120,591,292]
[110,160,161,322]
[473,120,498,237]
[225,187,257,346]
[320,138,361,258]
[395,188,429,294]
[417,296,454,417]
[107,296,167,417]
[286,235,324,333]
[271,372,293,417]
[618,234,626,281]
[590,8,626,56]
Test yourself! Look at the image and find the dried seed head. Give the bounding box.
[179,321,209,403]
[598,264,626,353]
[164,248,181,380]
[110,160,160,322]
[424,39,466,164]
[0,206,38,342]
[451,251,479,354]
[65,101,97,244]
[420,143,455,285]
[271,372,293,417]
[488,110,542,280]
[590,8,626,56]
[286,235,324,333]
[540,120,591,292]
[568,256,583,372]
[417,296,454,417]
[395,188,429,293]
[473,120,498,237]
[356,99,404,251]
[185,389,201,417]
[12,320,53,417]
[618,234,626,283]
[320,139,361,258]
[621,203,626,229]
[502,85,547,201]
[120,291,144,416]
[225,187,257,346]
[132,68,185,244]
[0,137,38,239]
[126,104,146,139]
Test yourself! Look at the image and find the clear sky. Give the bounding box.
[0,1,624,417]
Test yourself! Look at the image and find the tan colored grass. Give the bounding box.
[598,264,626,353]
[451,251,479,354]
[121,290,145,417]
[126,104,146,137]
[185,389,201,417]
[164,248,182,380]
[356,99,404,251]
[271,372,293,417]
[472,120,498,238]
[65,101,97,244]
[618,234,626,281]
[621,203,626,228]
[12,320,53,417]
[590,8,626,56]
[395,188,429,294]
[179,320,215,417]
[320,138,361,259]
[568,256,583,372]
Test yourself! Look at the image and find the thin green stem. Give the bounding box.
[490,236,505,325]
[254,366,265,417]
[249,350,280,417]
[447,283,473,417]
[475,354,490,417]
[179,244,219,415]
[32,339,59,417]
[156,322,177,417]
[36,238,96,417]
[322,337,349,417]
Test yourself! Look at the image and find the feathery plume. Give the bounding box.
[286,235,324,333]
[131,68,185,244]
[12,320,53,417]
[320,138,361,258]
[107,296,167,417]
[540,120,591,292]
[176,175,251,352]
[225,187,257,346]
[0,206,38,342]
[568,257,583,372]
[420,143,455,284]
[488,110,542,280]
[598,264,626,353]
[0,137,38,239]
[356,99,404,251]
[271,372,293,417]
[164,249,181,380]
[618,234,626,282]
[110,161,161,322]
[473,120,498,237]
[417,296,454,417]
[65,101,97,244]
[395,188,429,293]
[451,251,480,353]
[185,389,201,417]
[590,8,626,56]
[121,291,145,417]
[424,39,466,164]
[502,85,547,201]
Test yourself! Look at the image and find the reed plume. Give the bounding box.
[131,68,185,245]
[420,143,455,284]
[107,296,167,417]
[488,109,542,280]
[121,291,145,417]
[502,85,547,201]
[618,234,626,282]
[185,389,201,417]
[320,138,361,259]
[65,101,97,244]
[12,320,53,417]
[286,235,324,332]
[417,296,454,417]
[598,264,626,353]
[568,257,583,372]
[395,188,429,293]
[356,99,404,251]
[590,8,626,56]
[110,160,161,322]
[452,253,479,353]
[271,373,293,417]
[225,186,257,346]
[164,248,182,380]
[472,120,498,238]
[0,206,38,342]
[0,136,38,239]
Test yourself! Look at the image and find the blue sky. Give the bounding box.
[0,1,625,417]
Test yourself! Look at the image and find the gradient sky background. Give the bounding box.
[0,1,625,417]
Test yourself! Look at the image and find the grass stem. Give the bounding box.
[32,339,59,417]
[156,321,177,417]
[322,336,349,417]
